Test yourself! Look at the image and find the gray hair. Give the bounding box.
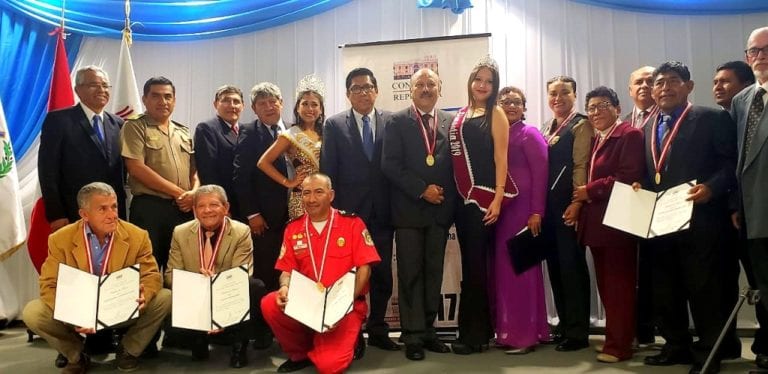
[250,82,282,104]
[75,65,110,86]
[77,182,116,209]
[193,185,229,205]
[303,173,333,190]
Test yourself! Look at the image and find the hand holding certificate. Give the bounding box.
[53,264,140,330]
[603,180,695,238]
[284,269,356,333]
[171,266,250,332]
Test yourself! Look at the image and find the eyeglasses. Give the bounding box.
[745,45,768,58]
[585,101,613,114]
[82,83,112,90]
[498,99,524,108]
[349,85,375,95]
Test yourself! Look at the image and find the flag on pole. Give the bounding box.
[0,99,27,261]
[28,29,76,272]
[110,29,142,119]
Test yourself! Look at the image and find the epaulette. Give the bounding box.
[338,210,357,217]
[126,113,145,122]
[171,120,188,129]
[286,215,303,225]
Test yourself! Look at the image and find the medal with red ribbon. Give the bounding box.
[650,102,692,185]
[305,208,336,292]
[82,224,116,276]
[198,219,227,273]
[546,110,577,145]
[632,105,659,129]
[414,106,437,167]
[588,119,621,183]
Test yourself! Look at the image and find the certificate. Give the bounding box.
[284,269,355,333]
[53,264,140,330]
[171,266,250,331]
[603,180,695,238]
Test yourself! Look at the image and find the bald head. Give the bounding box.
[747,27,768,84]
[411,68,441,113]
[628,66,656,110]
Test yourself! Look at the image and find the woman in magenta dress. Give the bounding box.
[490,86,550,354]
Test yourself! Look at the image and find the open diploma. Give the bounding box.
[53,264,140,330]
[171,266,250,331]
[603,180,695,238]
[285,270,356,333]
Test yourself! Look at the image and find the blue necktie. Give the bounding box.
[362,114,374,160]
[92,115,104,144]
[657,114,672,149]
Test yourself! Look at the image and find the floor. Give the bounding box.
[0,326,765,373]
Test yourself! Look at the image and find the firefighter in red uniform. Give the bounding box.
[261,173,380,373]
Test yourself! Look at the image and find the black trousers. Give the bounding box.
[130,195,193,271]
[543,210,590,341]
[454,204,493,345]
[366,222,394,337]
[636,240,656,343]
[252,225,285,293]
[649,229,735,364]
[395,224,448,346]
[747,237,768,354]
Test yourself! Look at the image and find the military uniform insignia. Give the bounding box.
[337,237,345,247]
[362,229,374,246]
[279,244,286,259]
[292,234,298,240]
[295,239,308,250]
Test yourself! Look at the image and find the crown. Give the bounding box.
[296,74,325,99]
[474,54,499,72]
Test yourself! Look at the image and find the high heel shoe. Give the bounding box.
[451,342,488,355]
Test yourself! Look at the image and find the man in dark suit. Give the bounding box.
[640,61,738,374]
[194,85,245,219]
[381,68,455,360]
[714,61,754,111]
[731,26,768,371]
[39,65,126,231]
[623,66,658,129]
[320,68,398,351]
[232,82,288,292]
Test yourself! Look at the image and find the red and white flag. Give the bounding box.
[110,30,142,119]
[0,99,26,261]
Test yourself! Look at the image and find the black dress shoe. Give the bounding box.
[451,342,487,355]
[55,353,68,368]
[555,338,589,352]
[541,332,564,345]
[643,350,693,366]
[405,345,425,361]
[353,332,365,360]
[423,339,450,353]
[688,361,720,374]
[277,358,312,373]
[757,353,768,369]
[367,334,400,351]
[230,341,248,368]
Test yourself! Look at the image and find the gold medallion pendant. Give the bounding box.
[316,282,326,292]
[337,237,345,247]
[426,154,435,166]
[655,172,661,185]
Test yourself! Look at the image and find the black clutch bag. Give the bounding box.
[506,228,550,275]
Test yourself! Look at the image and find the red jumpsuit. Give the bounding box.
[261,209,380,374]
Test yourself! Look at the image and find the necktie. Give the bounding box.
[92,115,104,143]
[231,124,239,136]
[636,110,646,128]
[743,87,766,161]
[362,114,374,160]
[422,113,434,140]
[270,125,279,141]
[657,114,672,149]
[203,231,214,269]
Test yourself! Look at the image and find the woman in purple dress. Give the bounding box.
[491,86,550,354]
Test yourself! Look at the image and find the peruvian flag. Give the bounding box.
[28,29,75,273]
[110,30,142,119]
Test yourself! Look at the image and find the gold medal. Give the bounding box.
[316,282,325,292]
[337,237,345,247]
[426,154,435,166]
[548,135,560,146]
[655,172,661,185]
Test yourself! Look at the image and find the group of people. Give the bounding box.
[20,24,768,374]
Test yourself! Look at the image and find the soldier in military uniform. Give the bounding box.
[260,173,380,374]
[121,76,197,272]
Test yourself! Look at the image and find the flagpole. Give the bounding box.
[124,0,132,46]
[60,0,66,39]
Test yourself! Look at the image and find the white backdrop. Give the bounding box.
[5,0,767,326]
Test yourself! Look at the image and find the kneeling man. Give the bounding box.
[261,173,380,373]
[164,184,267,368]
[23,182,171,373]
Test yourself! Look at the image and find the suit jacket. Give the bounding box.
[321,108,392,226]
[642,105,737,234]
[578,122,645,247]
[381,106,456,228]
[194,116,242,218]
[232,120,288,226]
[38,104,126,222]
[732,85,768,239]
[39,219,161,310]
[164,217,253,287]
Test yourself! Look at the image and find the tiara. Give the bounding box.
[474,54,499,71]
[296,74,325,99]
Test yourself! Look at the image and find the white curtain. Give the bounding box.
[6,0,766,325]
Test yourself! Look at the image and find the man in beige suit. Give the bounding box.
[165,184,267,368]
[23,182,171,374]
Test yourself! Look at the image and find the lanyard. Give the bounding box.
[588,119,621,182]
[305,209,336,291]
[82,225,115,276]
[650,102,692,184]
[546,110,577,143]
[197,219,227,272]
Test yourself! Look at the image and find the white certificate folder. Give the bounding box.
[53,264,140,330]
[285,269,356,333]
[171,266,250,331]
[603,180,695,239]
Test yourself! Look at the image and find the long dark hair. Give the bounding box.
[292,90,325,140]
[467,64,500,126]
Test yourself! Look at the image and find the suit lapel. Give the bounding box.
[219,118,237,146]
[107,223,130,273]
[187,221,203,272]
[435,110,452,154]
[103,113,120,162]
[346,109,366,157]
[71,221,91,271]
[375,109,386,148]
[76,106,108,158]
[215,218,235,270]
